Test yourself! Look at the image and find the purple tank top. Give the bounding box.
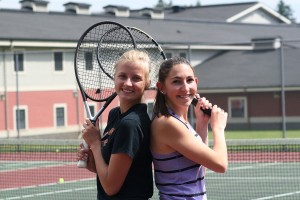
[151,110,207,200]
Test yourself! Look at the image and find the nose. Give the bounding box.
[124,78,133,86]
[181,81,189,92]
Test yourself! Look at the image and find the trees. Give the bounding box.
[155,0,172,8]
[276,0,296,22]
[155,0,201,8]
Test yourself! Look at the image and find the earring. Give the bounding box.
[161,91,165,94]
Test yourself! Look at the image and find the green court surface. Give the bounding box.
[205,162,300,200]
[1,139,299,200]
[1,161,299,200]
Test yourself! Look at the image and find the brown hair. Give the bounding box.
[153,56,193,117]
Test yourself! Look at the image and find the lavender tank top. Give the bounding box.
[151,110,207,200]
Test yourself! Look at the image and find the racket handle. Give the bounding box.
[77,140,89,168]
[191,98,212,116]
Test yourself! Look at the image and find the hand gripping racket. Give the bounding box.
[74,21,136,167]
[191,98,212,116]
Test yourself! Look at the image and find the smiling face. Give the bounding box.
[157,63,198,110]
[114,60,149,106]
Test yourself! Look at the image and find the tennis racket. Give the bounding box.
[98,26,167,89]
[74,21,136,168]
[191,98,212,116]
[126,27,212,116]
[126,27,167,89]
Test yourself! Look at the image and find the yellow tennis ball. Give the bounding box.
[58,178,64,183]
[56,149,60,153]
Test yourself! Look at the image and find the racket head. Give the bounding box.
[96,26,137,80]
[127,27,167,90]
[74,21,136,102]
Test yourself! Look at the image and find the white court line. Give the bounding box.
[0,161,74,173]
[250,191,300,200]
[206,162,280,174]
[206,176,299,180]
[0,178,95,192]
[0,186,96,200]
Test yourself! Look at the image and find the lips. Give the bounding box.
[178,94,193,99]
[122,88,134,94]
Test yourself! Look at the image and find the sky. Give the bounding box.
[0,0,299,22]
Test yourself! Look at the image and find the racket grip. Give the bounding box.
[77,140,89,168]
[191,98,212,116]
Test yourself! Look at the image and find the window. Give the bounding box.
[56,107,65,126]
[147,101,154,119]
[15,108,26,129]
[85,52,93,70]
[14,52,24,72]
[54,52,63,71]
[88,104,95,118]
[165,52,172,59]
[84,103,97,118]
[179,52,187,58]
[229,97,247,118]
[165,52,187,59]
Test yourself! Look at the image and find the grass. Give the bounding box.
[215,130,300,139]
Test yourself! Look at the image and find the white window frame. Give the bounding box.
[84,51,93,70]
[54,104,67,127]
[13,50,25,74]
[53,51,64,72]
[164,51,187,59]
[84,102,97,118]
[228,96,248,122]
[179,51,187,58]
[165,51,173,59]
[13,105,28,130]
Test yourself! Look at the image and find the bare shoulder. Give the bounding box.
[151,115,187,138]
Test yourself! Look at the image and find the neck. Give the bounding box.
[120,99,143,113]
[167,106,188,122]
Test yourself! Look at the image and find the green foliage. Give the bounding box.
[155,0,201,8]
[215,130,300,139]
[276,0,296,22]
[155,0,170,8]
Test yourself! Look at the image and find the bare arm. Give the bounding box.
[151,106,228,173]
[89,141,132,196]
[194,97,211,145]
[77,143,96,173]
[82,119,132,196]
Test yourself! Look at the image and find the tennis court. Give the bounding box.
[1,139,299,200]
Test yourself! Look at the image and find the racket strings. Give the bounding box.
[97,27,136,80]
[76,23,135,101]
[127,27,166,89]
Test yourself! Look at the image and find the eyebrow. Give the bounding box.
[170,75,195,79]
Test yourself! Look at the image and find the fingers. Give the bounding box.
[198,97,212,109]
[83,119,90,127]
[95,118,100,126]
[213,105,223,111]
[77,145,88,161]
[82,119,92,133]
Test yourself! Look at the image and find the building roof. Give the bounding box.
[0,9,299,44]
[129,2,291,23]
[0,2,299,90]
[194,47,300,90]
[163,2,258,22]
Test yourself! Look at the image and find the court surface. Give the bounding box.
[1,160,299,200]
